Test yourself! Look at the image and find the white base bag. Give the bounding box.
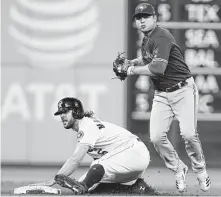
[14,185,61,194]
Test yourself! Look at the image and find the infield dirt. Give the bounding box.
[1,166,221,196]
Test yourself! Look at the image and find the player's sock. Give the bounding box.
[82,164,105,189]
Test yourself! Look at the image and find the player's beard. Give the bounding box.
[63,118,76,129]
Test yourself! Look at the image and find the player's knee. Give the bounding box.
[181,132,198,141]
[89,164,105,179]
[150,134,167,144]
[150,134,159,143]
[82,164,105,190]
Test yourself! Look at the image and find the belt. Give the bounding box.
[159,80,188,92]
[137,138,142,142]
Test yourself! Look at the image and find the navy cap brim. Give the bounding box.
[54,108,69,116]
[133,12,153,18]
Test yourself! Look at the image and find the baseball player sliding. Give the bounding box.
[113,2,211,193]
[33,97,152,195]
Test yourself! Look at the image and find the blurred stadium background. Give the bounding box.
[1,0,221,195]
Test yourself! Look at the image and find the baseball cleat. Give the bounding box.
[54,174,88,194]
[175,165,188,193]
[197,171,211,192]
[135,178,160,195]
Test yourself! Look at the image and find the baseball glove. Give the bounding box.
[54,174,88,194]
[113,52,130,81]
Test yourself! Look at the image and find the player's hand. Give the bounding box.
[30,179,56,186]
[121,59,132,73]
[113,52,133,81]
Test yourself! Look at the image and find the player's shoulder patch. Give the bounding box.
[77,130,84,140]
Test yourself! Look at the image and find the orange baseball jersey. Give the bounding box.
[77,116,139,160]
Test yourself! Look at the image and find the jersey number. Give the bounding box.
[88,148,108,156]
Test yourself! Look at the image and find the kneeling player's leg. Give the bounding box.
[81,164,105,189]
[77,163,105,192]
[78,141,149,192]
[98,140,150,184]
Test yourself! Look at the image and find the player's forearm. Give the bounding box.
[57,157,81,176]
[128,64,155,76]
[130,56,145,66]
[56,144,89,176]
[128,61,167,76]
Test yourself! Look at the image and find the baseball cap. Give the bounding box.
[54,97,76,116]
[133,3,155,18]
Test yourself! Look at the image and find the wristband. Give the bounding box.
[127,66,135,75]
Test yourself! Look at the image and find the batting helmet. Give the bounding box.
[54,97,84,119]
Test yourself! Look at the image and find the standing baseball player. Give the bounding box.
[113,3,211,193]
[34,97,151,194]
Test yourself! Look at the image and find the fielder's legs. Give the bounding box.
[150,91,188,192]
[171,78,210,191]
[150,91,186,172]
[171,81,206,173]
